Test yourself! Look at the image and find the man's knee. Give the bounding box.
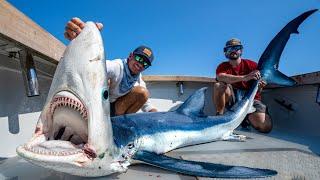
[214,82,232,96]
[214,82,225,90]
[131,86,149,103]
[214,82,226,92]
[249,113,272,133]
[258,115,272,133]
[258,124,272,133]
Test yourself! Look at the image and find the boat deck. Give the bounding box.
[1,129,319,180]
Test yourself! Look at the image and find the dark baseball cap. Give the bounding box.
[133,45,154,65]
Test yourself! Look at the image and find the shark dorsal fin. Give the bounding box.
[176,87,207,117]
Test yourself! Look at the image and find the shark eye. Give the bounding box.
[102,89,109,100]
[128,143,134,149]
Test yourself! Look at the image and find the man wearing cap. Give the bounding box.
[213,38,272,133]
[64,18,157,116]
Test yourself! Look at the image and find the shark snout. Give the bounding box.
[17,22,116,177]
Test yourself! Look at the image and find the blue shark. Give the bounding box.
[110,9,317,178]
[17,9,317,178]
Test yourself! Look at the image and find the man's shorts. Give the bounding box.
[223,84,269,128]
[110,102,116,117]
[251,100,267,114]
[227,84,267,114]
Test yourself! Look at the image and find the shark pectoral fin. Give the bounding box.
[265,69,297,86]
[222,132,247,142]
[133,151,277,178]
[176,87,207,117]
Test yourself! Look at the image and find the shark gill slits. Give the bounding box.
[54,127,66,140]
[102,89,109,100]
[98,152,105,159]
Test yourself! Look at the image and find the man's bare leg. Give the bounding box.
[115,86,149,115]
[213,82,232,115]
[248,112,272,133]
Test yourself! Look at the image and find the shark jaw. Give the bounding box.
[17,90,100,175]
[16,22,117,177]
[17,90,117,176]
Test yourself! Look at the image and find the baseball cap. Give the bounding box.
[133,45,154,65]
[225,38,242,47]
[224,38,243,52]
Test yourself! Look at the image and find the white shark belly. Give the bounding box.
[138,124,233,154]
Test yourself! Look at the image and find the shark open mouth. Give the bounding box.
[18,91,97,163]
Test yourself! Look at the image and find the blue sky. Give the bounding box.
[8,0,320,77]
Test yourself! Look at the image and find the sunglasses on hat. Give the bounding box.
[134,55,151,69]
[224,45,243,53]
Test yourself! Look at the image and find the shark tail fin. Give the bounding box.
[133,151,277,178]
[258,9,317,86]
[176,87,207,117]
[264,69,297,86]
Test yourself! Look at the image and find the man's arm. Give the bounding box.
[106,60,120,80]
[141,100,158,112]
[137,75,158,112]
[64,17,103,40]
[217,70,261,84]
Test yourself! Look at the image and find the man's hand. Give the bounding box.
[148,108,158,112]
[243,70,261,81]
[258,80,267,92]
[64,17,104,41]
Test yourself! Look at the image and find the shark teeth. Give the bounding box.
[23,144,83,156]
[49,95,88,122]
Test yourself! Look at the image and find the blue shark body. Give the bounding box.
[112,86,253,154]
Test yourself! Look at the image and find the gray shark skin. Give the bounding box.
[16,9,317,178]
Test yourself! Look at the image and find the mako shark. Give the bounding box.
[17,9,317,178]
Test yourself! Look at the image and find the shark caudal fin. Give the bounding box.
[133,151,277,178]
[176,87,207,117]
[258,9,318,86]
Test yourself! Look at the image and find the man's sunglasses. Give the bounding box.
[224,45,243,53]
[134,55,151,69]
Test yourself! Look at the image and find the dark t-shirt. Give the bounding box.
[216,59,261,100]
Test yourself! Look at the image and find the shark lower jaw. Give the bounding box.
[17,90,98,166]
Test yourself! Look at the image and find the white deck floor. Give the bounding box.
[1,129,319,180]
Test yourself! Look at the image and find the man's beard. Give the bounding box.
[226,52,240,60]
